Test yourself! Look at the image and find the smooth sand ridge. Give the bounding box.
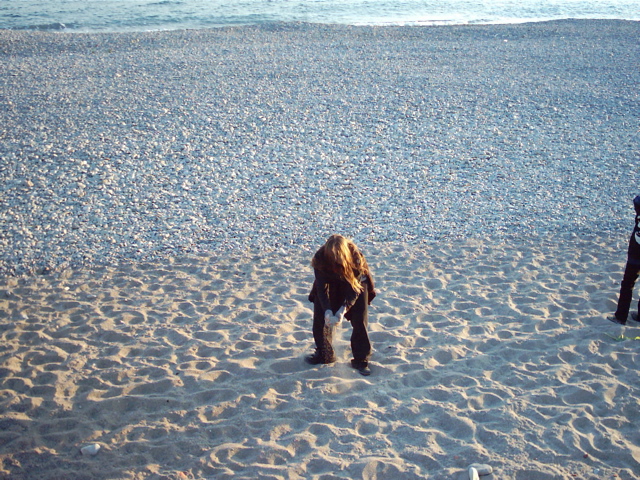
[1,232,639,480]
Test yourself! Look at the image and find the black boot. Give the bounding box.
[350,359,371,376]
[305,350,336,365]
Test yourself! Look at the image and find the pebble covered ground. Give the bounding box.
[1,20,639,276]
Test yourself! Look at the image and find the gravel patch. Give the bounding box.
[1,20,639,276]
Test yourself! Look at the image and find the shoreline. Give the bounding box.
[5,17,640,35]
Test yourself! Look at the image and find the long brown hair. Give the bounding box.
[312,234,369,293]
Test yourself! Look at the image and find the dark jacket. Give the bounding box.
[628,195,640,264]
[308,269,376,320]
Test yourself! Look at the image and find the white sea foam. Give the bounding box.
[1,0,639,32]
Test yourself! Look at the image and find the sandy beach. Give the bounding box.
[1,234,640,479]
[1,19,640,480]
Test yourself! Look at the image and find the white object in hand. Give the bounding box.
[325,314,340,327]
[468,464,493,476]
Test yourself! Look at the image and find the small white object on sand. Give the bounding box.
[80,443,101,456]
[468,467,480,480]
[468,463,493,476]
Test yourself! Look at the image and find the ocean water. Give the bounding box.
[1,0,639,32]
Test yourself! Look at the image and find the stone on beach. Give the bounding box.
[80,443,101,456]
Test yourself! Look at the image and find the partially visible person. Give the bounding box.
[306,234,376,376]
[609,195,640,325]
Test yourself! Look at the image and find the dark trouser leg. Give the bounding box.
[615,262,640,321]
[313,298,335,362]
[349,288,371,363]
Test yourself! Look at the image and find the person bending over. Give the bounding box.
[609,195,640,325]
[306,234,376,376]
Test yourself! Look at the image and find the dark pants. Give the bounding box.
[615,261,640,321]
[312,287,371,363]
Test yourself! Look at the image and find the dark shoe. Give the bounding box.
[607,315,626,326]
[631,312,639,323]
[350,359,371,376]
[305,352,336,365]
